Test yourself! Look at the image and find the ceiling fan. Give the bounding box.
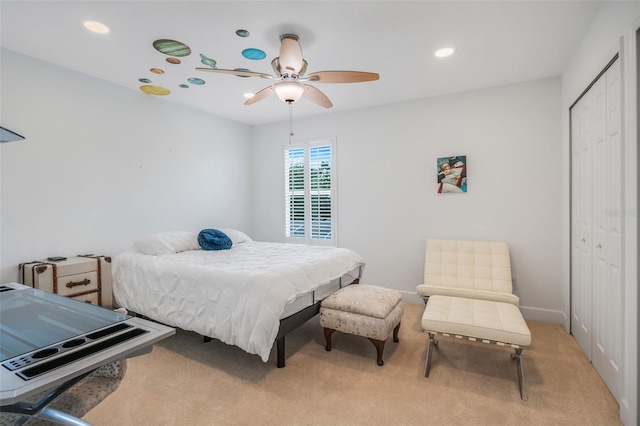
[196,34,379,108]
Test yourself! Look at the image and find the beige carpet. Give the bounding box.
[83,303,621,425]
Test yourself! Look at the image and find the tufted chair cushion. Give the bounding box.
[421,295,531,346]
[416,239,519,306]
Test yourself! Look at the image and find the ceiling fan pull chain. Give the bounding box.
[289,102,294,143]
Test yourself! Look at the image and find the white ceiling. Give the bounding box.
[0,1,603,126]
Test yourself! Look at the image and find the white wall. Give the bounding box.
[251,77,563,322]
[0,49,253,283]
[560,3,640,425]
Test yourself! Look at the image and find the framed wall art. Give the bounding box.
[437,155,467,193]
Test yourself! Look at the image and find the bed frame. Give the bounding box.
[203,277,360,368]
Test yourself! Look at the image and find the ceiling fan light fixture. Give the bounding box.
[274,81,305,104]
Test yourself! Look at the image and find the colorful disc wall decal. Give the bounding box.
[187,78,205,85]
[236,29,250,37]
[140,85,171,96]
[242,48,266,60]
[166,57,181,64]
[150,68,164,74]
[153,39,192,57]
[199,54,217,67]
[179,84,189,89]
[139,78,152,83]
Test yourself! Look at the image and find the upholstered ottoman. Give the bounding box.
[422,295,532,399]
[320,284,404,366]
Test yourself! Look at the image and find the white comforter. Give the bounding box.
[113,242,365,361]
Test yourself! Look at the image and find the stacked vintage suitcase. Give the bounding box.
[19,255,113,308]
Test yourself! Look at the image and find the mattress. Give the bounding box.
[113,241,365,362]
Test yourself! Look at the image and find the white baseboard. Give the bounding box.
[520,305,568,329]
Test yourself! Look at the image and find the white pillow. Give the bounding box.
[218,228,252,245]
[134,231,200,255]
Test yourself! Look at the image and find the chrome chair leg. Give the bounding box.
[424,332,437,377]
[512,347,527,401]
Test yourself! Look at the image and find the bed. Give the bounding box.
[112,230,365,367]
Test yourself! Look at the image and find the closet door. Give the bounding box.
[571,82,593,357]
[591,59,622,402]
[570,58,622,402]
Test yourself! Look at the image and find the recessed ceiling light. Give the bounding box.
[83,20,110,34]
[435,47,455,58]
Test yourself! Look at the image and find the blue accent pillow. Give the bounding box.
[198,229,233,251]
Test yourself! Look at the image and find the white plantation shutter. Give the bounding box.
[283,139,336,246]
[309,145,332,239]
[284,147,305,238]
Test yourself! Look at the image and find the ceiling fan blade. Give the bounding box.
[278,34,304,75]
[299,60,308,77]
[244,86,275,105]
[304,71,379,84]
[271,58,281,76]
[195,67,274,79]
[302,84,333,108]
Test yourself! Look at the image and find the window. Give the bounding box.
[283,139,336,246]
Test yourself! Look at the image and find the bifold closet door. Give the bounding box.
[571,58,622,403]
[571,82,593,358]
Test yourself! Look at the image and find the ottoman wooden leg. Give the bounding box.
[368,338,387,366]
[324,328,336,351]
[393,321,401,342]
